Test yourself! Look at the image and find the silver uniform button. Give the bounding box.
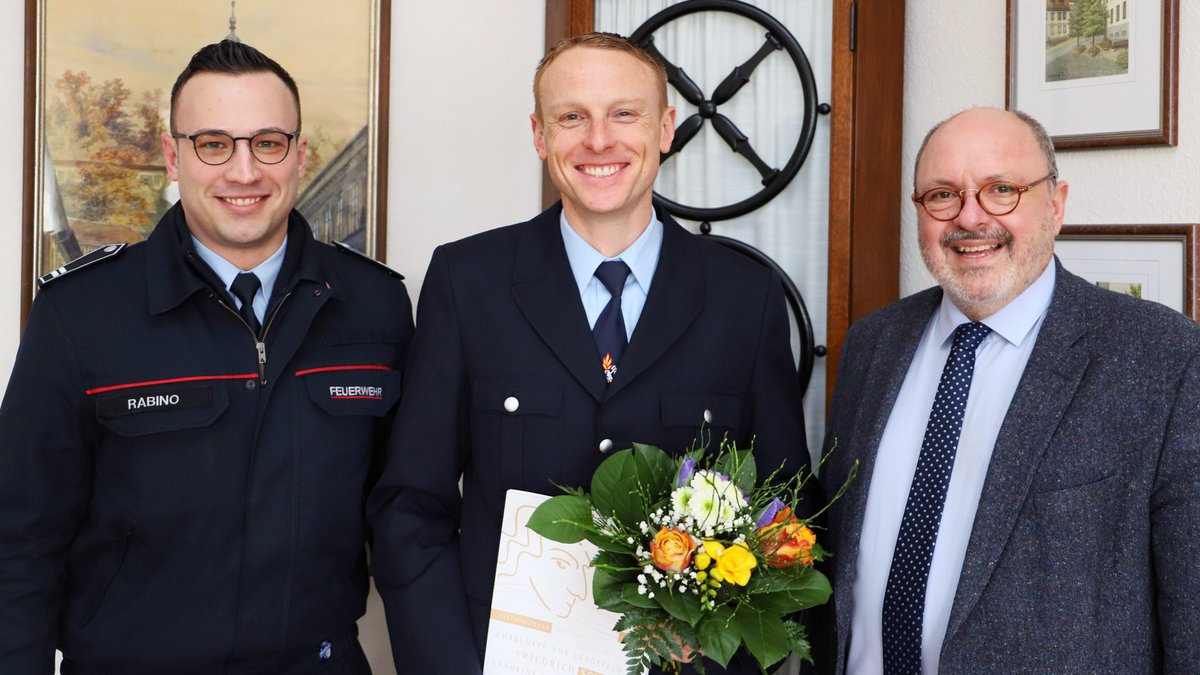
[598,438,614,453]
[703,408,713,424]
[503,396,519,413]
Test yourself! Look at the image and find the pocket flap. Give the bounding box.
[300,366,402,416]
[93,381,230,437]
[471,377,563,417]
[660,392,741,428]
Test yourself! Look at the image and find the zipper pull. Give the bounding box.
[256,341,267,385]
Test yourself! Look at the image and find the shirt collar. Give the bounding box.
[190,235,288,299]
[559,208,664,294]
[933,259,1057,348]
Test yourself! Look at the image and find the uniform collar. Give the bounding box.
[146,202,332,315]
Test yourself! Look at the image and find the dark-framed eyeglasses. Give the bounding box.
[912,172,1057,221]
[171,130,297,166]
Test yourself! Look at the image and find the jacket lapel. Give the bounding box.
[510,206,608,403]
[605,213,702,399]
[943,260,1091,644]
[833,289,941,645]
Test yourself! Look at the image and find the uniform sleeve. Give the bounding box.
[1152,349,1200,671]
[366,247,483,673]
[0,293,96,673]
[747,272,810,491]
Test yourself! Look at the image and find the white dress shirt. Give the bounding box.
[848,261,1056,674]
[559,209,663,340]
[191,236,287,326]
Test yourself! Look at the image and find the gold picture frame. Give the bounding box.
[21,0,391,323]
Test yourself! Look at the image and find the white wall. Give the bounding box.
[902,1,1200,296]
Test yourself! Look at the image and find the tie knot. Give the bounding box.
[952,321,991,352]
[594,261,631,298]
[230,272,261,308]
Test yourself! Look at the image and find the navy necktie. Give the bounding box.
[592,261,631,383]
[230,272,263,336]
[881,321,991,674]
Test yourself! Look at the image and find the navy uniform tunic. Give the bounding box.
[0,203,413,674]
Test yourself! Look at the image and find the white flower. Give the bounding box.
[675,470,746,531]
[671,486,694,519]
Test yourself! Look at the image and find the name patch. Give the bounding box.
[96,386,214,417]
[329,385,384,400]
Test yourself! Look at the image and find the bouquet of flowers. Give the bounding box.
[528,439,849,674]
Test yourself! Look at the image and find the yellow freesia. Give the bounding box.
[714,543,757,586]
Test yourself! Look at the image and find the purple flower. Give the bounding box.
[756,498,786,529]
[676,458,696,488]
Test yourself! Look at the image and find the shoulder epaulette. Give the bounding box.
[37,243,127,288]
[332,241,404,279]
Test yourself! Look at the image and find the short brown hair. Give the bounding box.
[170,40,301,134]
[532,32,668,120]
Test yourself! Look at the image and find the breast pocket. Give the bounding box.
[298,365,402,417]
[471,376,563,489]
[660,392,741,430]
[92,381,230,437]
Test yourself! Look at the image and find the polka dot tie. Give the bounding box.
[881,321,991,675]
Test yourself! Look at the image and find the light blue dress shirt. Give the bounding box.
[560,209,664,341]
[848,261,1057,675]
[191,236,287,326]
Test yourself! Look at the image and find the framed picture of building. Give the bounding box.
[21,0,391,320]
[1056,223,1196,319]
[1006,0,1178,148]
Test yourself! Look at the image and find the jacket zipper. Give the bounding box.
[212,290,292,385]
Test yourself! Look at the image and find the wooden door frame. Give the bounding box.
[545,0,904,405]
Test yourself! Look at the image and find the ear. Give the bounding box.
[1050,179,1069,235]
[531,113,548,161]
[163,132,180,181]
[296,135,308,178]
[659,106,676,154]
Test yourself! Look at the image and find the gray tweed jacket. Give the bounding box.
[820,259,1200,673]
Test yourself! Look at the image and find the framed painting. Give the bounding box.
[1006,0,1178,149]
[1056,223,1197,319]
[21,0,391,321]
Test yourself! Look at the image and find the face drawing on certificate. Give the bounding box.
[497,504,590,619]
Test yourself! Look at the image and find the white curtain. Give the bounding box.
[596,1,833,466]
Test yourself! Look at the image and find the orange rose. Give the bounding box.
[650,527,697,573]
[756,506,816,567]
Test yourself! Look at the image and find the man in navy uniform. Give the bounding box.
[0,41,412,673]
[368,32,807,673]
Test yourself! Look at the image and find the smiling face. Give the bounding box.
[531,46,675,233]
[164,71,307,269]
[915,108,1068,320]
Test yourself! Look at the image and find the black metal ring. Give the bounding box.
[631,0,819,222]
[697,232,817,392]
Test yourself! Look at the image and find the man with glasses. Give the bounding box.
[819,106,1200,673]
[0,40,411,673]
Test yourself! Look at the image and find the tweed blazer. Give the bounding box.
[820,260,1200,673]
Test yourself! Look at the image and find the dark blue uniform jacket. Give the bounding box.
[0,204,413,674]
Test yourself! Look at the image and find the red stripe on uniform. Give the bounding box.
[85,373,258,396]
[330,395,384,400]
[294,365,393,376]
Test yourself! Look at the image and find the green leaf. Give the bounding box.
[631,443,676,497]
[591,552,644,610]
[714,447,756,494]
[732,606,791,670]
[696,606,741,668]
[653,584,702,626]
[591,450,642,524]
[747,567,832,610]
[526,495,592,543]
